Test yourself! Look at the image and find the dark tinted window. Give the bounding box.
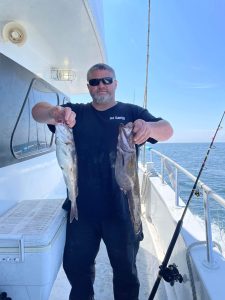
[11,79,59,158]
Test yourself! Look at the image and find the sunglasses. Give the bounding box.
[88,77,114,86]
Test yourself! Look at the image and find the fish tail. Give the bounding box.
[69,203,78,223]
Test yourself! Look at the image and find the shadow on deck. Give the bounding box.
[50,218,166,300]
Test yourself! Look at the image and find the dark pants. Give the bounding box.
[63,216,142,300]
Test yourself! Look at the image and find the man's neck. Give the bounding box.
[91,100,117,111]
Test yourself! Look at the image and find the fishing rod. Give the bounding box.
[148,111,225,300]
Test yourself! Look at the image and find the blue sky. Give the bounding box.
[101,0,225,143]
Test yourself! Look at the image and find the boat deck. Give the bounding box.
[50,217,167,300]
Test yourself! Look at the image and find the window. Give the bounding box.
[11,79,59,158]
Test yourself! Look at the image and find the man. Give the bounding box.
[32,63,173,300]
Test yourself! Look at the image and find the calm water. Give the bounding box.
[143,143,225,229]
[147,142,225,199]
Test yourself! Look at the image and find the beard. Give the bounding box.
[90,91,114,104]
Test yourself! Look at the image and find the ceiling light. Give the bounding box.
[51,68,76,81]
[2,21,27,46]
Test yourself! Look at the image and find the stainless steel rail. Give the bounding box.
[148,149,225,267]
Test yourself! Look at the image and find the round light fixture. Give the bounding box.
[2,21,27,46]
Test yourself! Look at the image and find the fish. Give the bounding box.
[55,123,78,223]
[115,122,141,234]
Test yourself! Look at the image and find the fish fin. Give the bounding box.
[127,190,142,235]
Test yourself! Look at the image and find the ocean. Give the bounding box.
[148,142,225,199]
[144,142,225,241]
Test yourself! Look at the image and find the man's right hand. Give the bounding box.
[32,102,76,128]
[49,106,76,128]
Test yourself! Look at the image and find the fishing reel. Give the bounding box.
[159,263,183,286]
[0,291,12,300]
[0,292,11,300]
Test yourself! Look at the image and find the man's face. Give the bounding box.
[87,69,117,104]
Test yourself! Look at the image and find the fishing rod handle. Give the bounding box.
[148,220,183,300]
[148,276,161,300]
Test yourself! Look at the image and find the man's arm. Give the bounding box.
[133,119,173,144]
[32,102,76,128]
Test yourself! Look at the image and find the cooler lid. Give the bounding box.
[0,199,67,247]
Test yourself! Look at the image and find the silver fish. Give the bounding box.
[55,124,78,223]
[115,122,141,234]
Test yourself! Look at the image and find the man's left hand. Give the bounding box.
[133,119,151,144]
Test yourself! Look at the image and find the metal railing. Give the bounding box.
[147,148,225,267]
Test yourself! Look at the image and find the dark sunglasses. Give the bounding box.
[88,77,114,86]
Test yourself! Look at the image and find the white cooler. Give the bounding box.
[0,199,67,300]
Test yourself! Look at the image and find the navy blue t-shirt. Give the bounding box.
[50,102,161,220]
